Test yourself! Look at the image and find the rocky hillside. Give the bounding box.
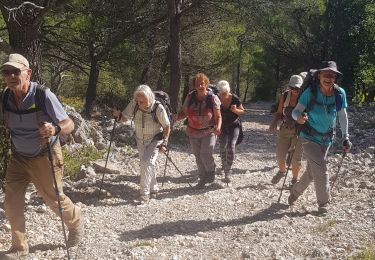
[0,102,374,259]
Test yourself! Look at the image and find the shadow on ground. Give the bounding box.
[118,202,309,242]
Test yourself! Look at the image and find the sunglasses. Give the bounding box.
[320,72,337,79]
[1,68,28,77]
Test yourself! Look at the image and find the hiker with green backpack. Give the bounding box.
[0,54,83,258]
[269,75,304,188]
[112,84,171,203]
[288,61,352,214]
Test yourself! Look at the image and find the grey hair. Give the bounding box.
[133,84,155,104]
[217,80,231,94]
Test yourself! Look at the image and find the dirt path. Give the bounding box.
[0,101,374,259]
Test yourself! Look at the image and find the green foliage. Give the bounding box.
[314,219,338,232]
[62,145,104,179]
[95,62,135,110]
[349,245,375,260]
[2,0,374,106]
[129,241,153,249]
[59,96,85,111]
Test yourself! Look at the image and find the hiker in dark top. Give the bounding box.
[288,61,351,214]
[216,80,244,184]
[0,53,82,258]
[175,73,222,189]
[269,75,304,188]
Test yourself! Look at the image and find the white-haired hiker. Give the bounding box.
[113,84,170,203]
[216,80,244,183]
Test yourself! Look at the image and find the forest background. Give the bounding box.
[0,0,374,114]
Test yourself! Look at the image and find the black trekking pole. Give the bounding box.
[277,146,295,203]
[46,140,71,260]
[161,149,194,189]
[330,152,347,193]
[97,119,117,199]
[161,149,170,187]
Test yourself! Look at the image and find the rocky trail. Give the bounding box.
[0,102,374,259]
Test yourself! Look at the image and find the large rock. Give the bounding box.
[92,160,122,174]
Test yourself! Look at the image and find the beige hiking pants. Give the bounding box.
[4,141,81,250]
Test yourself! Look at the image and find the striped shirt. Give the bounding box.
[123,100,170,145]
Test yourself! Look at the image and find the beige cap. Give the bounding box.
[1,53,29,69]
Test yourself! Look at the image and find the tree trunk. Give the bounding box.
[0,3,43,82]
[84,58,100,117]
[236,39,244,97]
[140,33,157,85]
[156,46,170,91]
[182,73,190,107]
[167,0,182,112]
[243,62,251,102]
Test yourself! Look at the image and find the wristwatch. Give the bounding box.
[53,123,61,136]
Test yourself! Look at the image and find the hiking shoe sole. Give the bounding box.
[271,171,286,184]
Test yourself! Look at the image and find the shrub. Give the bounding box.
[62,145,104,179]
[59,96,85,111]
[350,246,375,260]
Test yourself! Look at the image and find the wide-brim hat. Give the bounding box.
[318,61,342,76]
[288,75,303,88]
[1,53,29,69]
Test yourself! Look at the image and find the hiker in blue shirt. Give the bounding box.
[288,61,352,214]
[0,53,83,257]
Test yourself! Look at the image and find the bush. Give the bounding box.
[59,96,85,111]
[62,145,104,179]
[350,246,375,260]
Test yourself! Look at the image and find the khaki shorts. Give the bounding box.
[276,123,302,166]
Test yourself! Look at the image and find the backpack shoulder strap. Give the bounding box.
[151,101,161,125]
[0,87,10,123]
[206,92,215,110]
[305,85,317,112]
[283,91,290,108]
[333,84,343,111]
[35,84,48,112]
[187,90,197,107]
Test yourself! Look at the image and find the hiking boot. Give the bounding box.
[2,246,29,259]
[195,178,206,189]
[222,170,232,183]
[271,171,285,184]
[67,220,84,248]
[288,192,299,206]
[222,175,231,183]
[150,192,158,199]
[139,195,150,204]
[205,172,215,183]
[289,178,298,189]
[318,203,329,215]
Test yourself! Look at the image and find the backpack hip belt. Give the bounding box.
[299,123,333,140]
[187,125,213,131]
[281,120,297,129]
